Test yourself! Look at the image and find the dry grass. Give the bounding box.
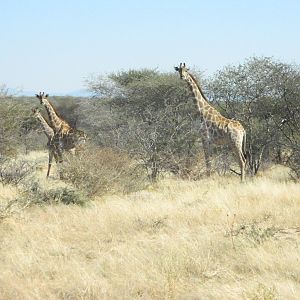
[0,161,300,299]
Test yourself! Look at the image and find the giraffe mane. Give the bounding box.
[47,99,63,119]
[41,113,52,128]
[188,73,209,102]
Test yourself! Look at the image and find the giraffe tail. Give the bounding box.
[242,130,247,161]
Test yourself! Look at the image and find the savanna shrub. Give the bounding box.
[0,156,35,186]
[36,187,86,205]
[60,146,148,197]
[20,181,87,206]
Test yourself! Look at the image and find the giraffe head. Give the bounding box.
[35,92,49,105]
[32,107,38,113]
[174,63,189,80]
[31,107,41,116]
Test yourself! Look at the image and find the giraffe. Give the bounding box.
[32,107,63,177]
[35,92,87,156]
[174,63,246,181]
[35,92,72,136]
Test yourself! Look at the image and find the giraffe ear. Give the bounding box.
[174,67,179,71]
[45,94,49,98]
[35,94,39,98]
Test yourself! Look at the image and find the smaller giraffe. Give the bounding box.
[175,63,247,181]
[35,92,87,155]
[32,107,63,177]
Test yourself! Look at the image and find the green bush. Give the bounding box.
[37,187,86,205]
[21,181,87,206]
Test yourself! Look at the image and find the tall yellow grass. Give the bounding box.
[0,162,299,299]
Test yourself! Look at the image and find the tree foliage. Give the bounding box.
[86,58,300,179]
[208,57,300,174]
[87,69,203,180]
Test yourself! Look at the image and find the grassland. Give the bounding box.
[0,152,299,299]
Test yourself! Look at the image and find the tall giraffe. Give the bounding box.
[35,92,72,136]
[32,107,63,177]
[35,92,87,155]
[174,63,246,181]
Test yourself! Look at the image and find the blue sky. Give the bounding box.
[1,0,300,95]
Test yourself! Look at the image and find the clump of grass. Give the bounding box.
[0,197,31,222]
[227,220,277,248]
[246,283,279,300]
[239,223,277,246]
[1,181,87,222]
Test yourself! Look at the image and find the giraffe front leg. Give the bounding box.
[56,150,64,180]
[202,138,212,177]
[47,150,54,178]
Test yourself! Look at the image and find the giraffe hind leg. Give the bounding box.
[238,151,246,182]
[54,150,64,179]
[232,144,246,182]
[202,139,212,177]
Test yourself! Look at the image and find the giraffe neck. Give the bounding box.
[184,72,213,114]
[34,112,54,140]
[42,99,68,134]
[183,71,237,142]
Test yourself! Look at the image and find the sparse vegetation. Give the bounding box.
[0,56,300,299]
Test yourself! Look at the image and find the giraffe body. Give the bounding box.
[175,63,246,181]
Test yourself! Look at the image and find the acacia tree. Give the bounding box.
[0,93,25,156]
[87,69,202,181]
[272,65,300,177]
[0,88,45,156]
[207,57,299,175]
